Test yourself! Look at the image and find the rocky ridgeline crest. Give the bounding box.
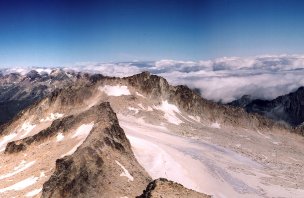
[229,87,304,130]
[125,72,291,133]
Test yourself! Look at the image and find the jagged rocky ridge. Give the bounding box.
[0,69,101,126]
[229,87,304,130]
[40,102,151,198]
[125,72,291,133]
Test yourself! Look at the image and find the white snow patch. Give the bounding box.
[56,133,64,142]
[61,123,94,158]
[188,115,201,123]
[40,171,46,178]
[138,104,153,111]
[40,113,64,122]
[210,122,221,129]
[128,107,139,114]
[99,85,131,96]
[115,160,134,182]
[61,141,83,158]
[0,176,38,193]
[154,101,183,125]
[25,188,42,197]
[136,92,146,98]
[0,133,17,152]
[0,161,36,180]
[72,122,94,139]
[20,122,36,138]
[272,141,280,145]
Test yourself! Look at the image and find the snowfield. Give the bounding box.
[20,122,36,138]
[61,122,94,157]
[154,100,183,125]
[25,188,42,197]
[118,114,304,198]
[0,176,38,193]
[115,160,134,182]
[56,133,64,142]
[0,160,36,180]
[0,133,17,152]
[99,85,131,96]
[210,122,221,129]
[40,113,64,122]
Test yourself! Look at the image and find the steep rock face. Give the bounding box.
[137,178,211,198]
[228,95,253,108]
[40,102,151,198]
[125,71,170,98]
[229,87,304,127]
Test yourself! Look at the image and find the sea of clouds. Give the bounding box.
[2,54,304,103]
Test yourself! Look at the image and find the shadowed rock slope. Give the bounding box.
[137,178,211,198]
[229,87,304,129]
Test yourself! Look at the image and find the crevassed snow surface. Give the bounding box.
[0,176,38,193]
[154,100,183,125]
[40,113,64,122]
[25,188,42,197]
[115,160,134,182]
[99,85,131,96]
[118,114,304,198]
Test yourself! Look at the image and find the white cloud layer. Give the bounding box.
[2,54,304,103]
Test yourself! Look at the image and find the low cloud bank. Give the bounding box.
[2,54,304,103]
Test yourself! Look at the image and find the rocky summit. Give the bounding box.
[0,70,304,198]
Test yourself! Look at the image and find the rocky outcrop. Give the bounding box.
[137,178,211,198]
[229,87,304,127]
[40,102,151,198]
[126,71,170,98]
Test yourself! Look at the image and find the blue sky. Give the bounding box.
[0,0,304,67]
